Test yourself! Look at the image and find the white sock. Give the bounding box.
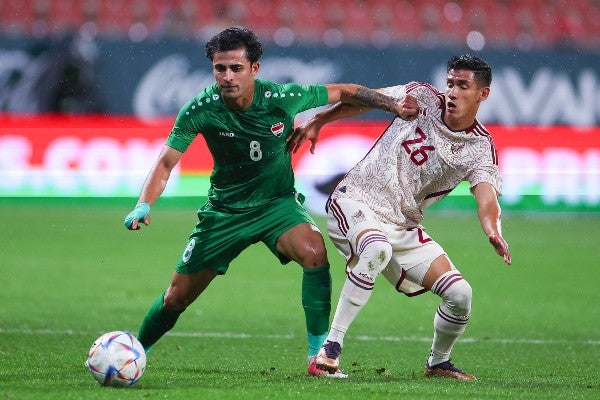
[325,327,346,347]
[326,277,373,348]
[428,272,471,366]
[428,304,464,365]
[325,232,391,349]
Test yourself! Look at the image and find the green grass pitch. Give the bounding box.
[0,198,598,399]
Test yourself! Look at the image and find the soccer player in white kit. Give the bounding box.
[287,55,512,380]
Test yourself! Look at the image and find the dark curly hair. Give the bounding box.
[205,27,264,64]
[447,54,492,87]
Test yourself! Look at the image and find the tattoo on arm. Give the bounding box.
[353,88,396,113]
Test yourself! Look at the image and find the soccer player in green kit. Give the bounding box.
[124,27,406,378]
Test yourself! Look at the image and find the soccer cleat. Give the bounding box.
[308,355,348,378]
[424,360,477,381]
[315,340,343,374]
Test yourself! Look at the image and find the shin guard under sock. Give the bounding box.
[136,292,183,351]
[302,263,332,357]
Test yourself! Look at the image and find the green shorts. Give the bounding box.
[175,192,317,275]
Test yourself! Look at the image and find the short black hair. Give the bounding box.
[205,27,264,64]
[447,54,492,87]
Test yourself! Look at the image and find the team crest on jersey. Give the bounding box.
[271,122,285,137]
[451,143,464,153]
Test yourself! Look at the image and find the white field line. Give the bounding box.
[0,327,598,346]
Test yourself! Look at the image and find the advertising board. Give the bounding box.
[1,115,597,213]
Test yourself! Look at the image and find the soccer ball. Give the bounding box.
[86,331,146,387]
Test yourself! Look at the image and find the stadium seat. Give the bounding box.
[0,0,597,50]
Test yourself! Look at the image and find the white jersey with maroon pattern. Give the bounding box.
[329,81,501,228]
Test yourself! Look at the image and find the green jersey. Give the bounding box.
[166,79,329,210]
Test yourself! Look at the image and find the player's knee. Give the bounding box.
[442,279,472,315]
[296,238,328,267]
[357,234,392,276]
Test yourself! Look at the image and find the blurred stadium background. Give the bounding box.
[0,0,599,213]
[1,0,598,49]
[1,4,598,398]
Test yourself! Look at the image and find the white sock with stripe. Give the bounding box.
[326,233,392,348]
[428,270,472,366]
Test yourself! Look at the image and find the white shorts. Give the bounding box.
[327,197,454,296]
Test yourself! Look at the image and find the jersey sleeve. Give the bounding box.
[165,97,204,153]
[468,162,502,196]
[466,127,503,196]
[275,82,329,114]
[381,85,407,101]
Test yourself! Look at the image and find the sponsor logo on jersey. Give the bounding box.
[271,122,284,137]
[219,131,235,137]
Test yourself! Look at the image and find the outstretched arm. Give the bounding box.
[287,102,366,154]
[324,83,415,116]
[472,182,512,265]
[124,145,183,230]
[287,84,419,153]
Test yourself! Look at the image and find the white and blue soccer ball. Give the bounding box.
[86,331,146,387]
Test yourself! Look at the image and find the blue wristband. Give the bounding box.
[124,202,151,228]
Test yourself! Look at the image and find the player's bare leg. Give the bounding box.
[137,269,218,352]
[164,269,219,310]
